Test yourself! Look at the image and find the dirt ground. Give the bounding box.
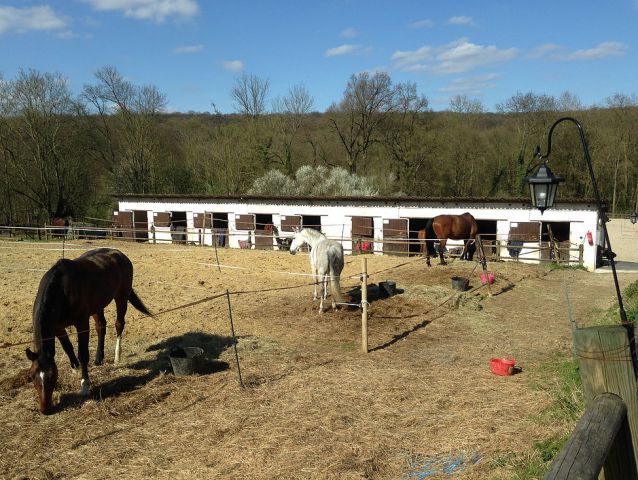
[0,238,636,479]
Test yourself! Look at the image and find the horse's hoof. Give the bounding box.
[80,379,91,396]
[94,358,103,366]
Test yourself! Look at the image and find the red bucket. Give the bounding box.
[480,272,495,285]
[490,357,515,376]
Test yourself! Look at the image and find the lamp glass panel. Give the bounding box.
[533,183,549,208]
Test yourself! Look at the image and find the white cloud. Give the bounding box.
[0,5,66,34]
[391,46,432,68]
[529,41,628,61]
[324,43,371,57]
[222,60,244,72]
[438,73,500,94]
[410,19,434,28]
[172,44,203,54]
[392,38,517,75]
[83,0,199,23]
[448,16,475,26]
[527,43,562,59]
[563,41,628,60]
[340,27,357,38]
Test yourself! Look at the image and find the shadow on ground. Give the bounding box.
[57,332,231,412]
[346,282,405,305]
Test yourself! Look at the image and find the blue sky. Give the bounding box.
[1,0,636,113]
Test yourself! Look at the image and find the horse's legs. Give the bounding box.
[56,327,79,369]
[114,297,128,364]
[93,310,107,366]
[438,239,447,265]
[76,318,91,396]
[318,274,327,313]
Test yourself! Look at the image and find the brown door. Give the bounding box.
[383,219,408,255]
[254,228,273,250]
[153,212,171,227]
[132,210,148,241]
[113,211,133,239]
[235,214,255,230]
[281,215,301,232]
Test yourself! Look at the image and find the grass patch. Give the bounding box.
[545,262,586,272]
[583,279,638,327]
[491,355,583,478]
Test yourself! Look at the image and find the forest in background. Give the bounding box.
[1,66,637,225]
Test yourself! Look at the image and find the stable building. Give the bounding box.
[115,194,602,271]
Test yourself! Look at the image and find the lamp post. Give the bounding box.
[525,116,637,375]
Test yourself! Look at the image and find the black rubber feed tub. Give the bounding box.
[169,346,204,376]
[451,276,470,292]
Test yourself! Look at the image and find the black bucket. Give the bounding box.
[451,276,469,292]
[379,281,397,298]
[169,347,204,376]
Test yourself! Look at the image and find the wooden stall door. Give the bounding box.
[113,211,133,239]
[383,219,408,255]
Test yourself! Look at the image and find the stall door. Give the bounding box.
[383,219,408,255]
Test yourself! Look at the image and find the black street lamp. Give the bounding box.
[631,211,638,225]
[526,116,636,375]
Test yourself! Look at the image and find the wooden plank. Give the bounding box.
[281,215,301,232]
[383,218,408,255]
[509,221,540,241]
[193,213,211,229]
[545,393,636,480]
[152,212,171,227]
[254,229,273,250]
[235,214,255,230]
[573,325,638,468]
[352,216,374,237]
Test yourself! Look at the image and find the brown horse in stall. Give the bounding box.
[419,212,479,266]
[25,248,151,414]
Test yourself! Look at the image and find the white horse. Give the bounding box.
[289,228,345,313]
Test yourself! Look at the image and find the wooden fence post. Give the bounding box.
[573,325,638,468]
[361,257,368,354]
[545,393,637,480]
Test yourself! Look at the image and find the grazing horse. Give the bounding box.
[289,228,345,313]
[420,212,478,266]
[25,248,151,414]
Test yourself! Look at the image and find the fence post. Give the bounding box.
[579,244,584,266]
[361,257,368,354]
[151,225,156,244]
[495,239,501,261]
[573,325,638,468]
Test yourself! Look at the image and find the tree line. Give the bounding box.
[1,66,637,225]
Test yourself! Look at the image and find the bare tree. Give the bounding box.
[0,69,93,220]
[328,72,399,174]
[448,94,484,114]
[83,66,167,193]
[271,83,314,174]
[231,73,270,117]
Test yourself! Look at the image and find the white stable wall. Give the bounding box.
[117,198,600,270]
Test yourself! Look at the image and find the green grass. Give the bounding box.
[545,262,586,272]
[490,355,584,479]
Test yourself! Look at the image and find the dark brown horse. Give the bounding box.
[25,248,151,414]
[420,213,478,266]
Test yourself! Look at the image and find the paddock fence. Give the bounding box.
[0,224,585,267]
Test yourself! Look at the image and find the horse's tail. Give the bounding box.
[424,219,437,256]
[129,289,152,317]
[328,249,346,307]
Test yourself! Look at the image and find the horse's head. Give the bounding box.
[25,348,58,414]
[289,229,304,255]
